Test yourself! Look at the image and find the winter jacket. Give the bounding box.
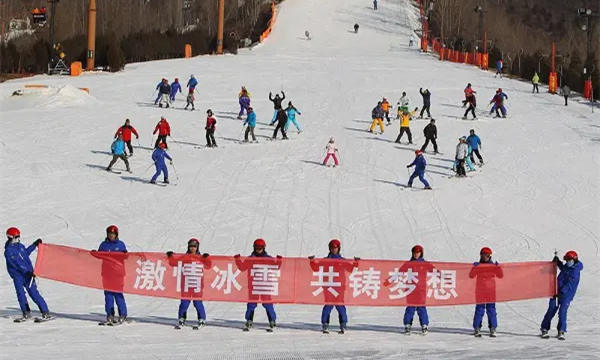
[456,142,468,160]
[239,95,251,108]
[170,81,182,96]
[152,147,172,166]
[400,110,416,127]
[4,240,37,279]
[97,238,128,278]
[467,94,477,107]
[111,139,126,155]
[205,116,217,131]
[467,134,481,150]
[397,95,410,107]
[276,109,288,125]
[556,260,583,302]
[408,154,427,172]
[159,82,171,95]
[464,87,475,97]
[381,100,391,112]
[153,120,171,136]
[491,92,508,105]
[155,81,162,90]
[423,123,437,139]
[286,106,301,120]
[98,239,127,252]
[371,105,383,119]
[115,125,139,142]
[532,73,540,84]
[187,77,198,89]
[269,92,285,110]
[244,111,256,127]
[419,88,431,105]
[326,142,337,154]
[561,86,571,97]
[496,60,503,70]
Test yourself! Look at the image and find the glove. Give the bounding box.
[136,136,139,139]
[33,238,42,247]
[202,253,210,258]
[91,250,97,253]
[234,254,241,258]
[276,255,283,259]
[354,257,361,261]
[166,251,174,257]
[308,255,315,260]
[170,161,173,165]
[552,256,560,264]
[406,165,411,168]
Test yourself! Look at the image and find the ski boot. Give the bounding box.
[490,327,497,338]
[174,318,185,329]
[197,319,205,328]
[557,331,565,340]
[424,186,432,190]
[150,180,156,184]
[339,323,347,334]
[163,179,170,184]
[243,320,253,331]
[421,325,428,335]
[322,323,329,334]
[403,324,411,335]
[541,329,550,339]
[474,327,482,337]
[14,311,31,322]
[267,320,277,332]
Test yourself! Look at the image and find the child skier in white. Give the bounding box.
[323,137,339,167]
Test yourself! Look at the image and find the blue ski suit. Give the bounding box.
[317,253,349,325]
[407,154,430,188]
[470,258,503,329]
[154,81,163,104]
[170,80,182,101]
[151,147,172,183]
[285,106,302,132]
[4,240,49,314]
[97,238,128,317]
[541,258,583,333]
[187,77,198,92]
[238,251,277,322]
[403,257,430,327]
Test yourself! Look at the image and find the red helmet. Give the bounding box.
[411,245,423,254]
[106,225,119,236]
[480,247,492,255]
[188,238,200,247]
[329,239,341,248]
[563,250,578,261]
[253,238,266,248]
[6,227,20,238]
[158,142,167,149]
[415,150,422,156]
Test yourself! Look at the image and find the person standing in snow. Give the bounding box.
[4,227,51,322]
[272,108,288,140]
[495,59,503,78]
[419,88,431,118]
[354,23,359,33]
[373,0,377,10]
[114,119,139,157]
[381,97,391,125]
[238,86,251,119]
[401,245,432,334]
[466,129,483,165]
[153,116,171,149]
[323,137,339,167]
[154,78,166,105]
[106,134,131,173]
[469,247,503,338]
[462,83,476,107]
[184,91,195,111]
[397,92,410,118]
[455,137,468,177]
[560,84,570,106]
[285,101,302,133]
[395,107,418,144]
[369,101,385,134]
[205,109,217,147]
[244,107,257,142]
[463,92,477,119]
[489,88,508,118]
[187,74,198,94]
[532,72,540,93]
[150,143,172,184]
[170,78,182,102]
[420,119,438,154]
[269,91,286,125]
[540,250,583,340]
[157,78,171,108]
[406,150,431,189]
[166,238,210,328]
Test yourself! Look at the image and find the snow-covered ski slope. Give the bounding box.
[1,0,599,358]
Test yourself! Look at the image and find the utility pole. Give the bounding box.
[86,0,96,71]
[577,7,598,101]
[216,0,225,54]
[474,3,488,69]
[48,0,59,51]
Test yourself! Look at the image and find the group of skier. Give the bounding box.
[5,226,582,340]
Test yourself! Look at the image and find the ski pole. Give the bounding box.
[150,134,155,148]
[238,125,245,141]
[171,162,180,182]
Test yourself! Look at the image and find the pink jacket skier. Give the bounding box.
[323,137,339,167]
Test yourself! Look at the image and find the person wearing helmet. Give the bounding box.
[454,137,468,177]
[369,101,385,134]
[402,245,432,335]
[420,119,438,154]
[268,91,286,125]
[469,247,503,337]
[323,137,339,167]
[205,109,218,147]
[154,78,166,105]
[235,239,281,331]
[540,250,583,340]
[462,83,476,107]
[94,225,128,325]
[489,88,508,118]
[395,107,418,144]
[381,97,391,125]
[406,150,431,189]
[466,129,483,165]
[157,78,171,108]
[169,78,182,102]
[114,119,139,157]
[166,238,210,329]
[272,108,289,140]
[284,101,302,134]
[153,116,171,149]
[106,133,131,173]
[4,227,51,322]
[150,142,172,184]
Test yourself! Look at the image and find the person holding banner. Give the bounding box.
[402,245,433,335]
[166,238,211,329]
[469,247,503,337]
[540,250,583,340]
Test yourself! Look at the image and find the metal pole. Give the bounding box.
[216,0,225,54]
[49,0,57,51]
[86,0,96,71]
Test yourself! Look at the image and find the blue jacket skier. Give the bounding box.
[243,107,257,142]
[407,150,431,189]
[150,143,172,184]
[541,250,583,339]
[154,78,165,104]
[166,238,210,328]
[169,78,182,101]
[4,227,50,321]
[187,75,198,93]
[489,88,508,117]
[403,245,431,334]
[466,129,484,165]
[285,102,302,133]
[469,247,503,337]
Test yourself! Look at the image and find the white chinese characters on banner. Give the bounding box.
[172,261,204,293]
[250,264,281,296]
[310,265,342,297]
[133,259,166,291]
[349,267,381,299]
[426,269,458,300]
[210,264,242,294]
[387,268,419,299]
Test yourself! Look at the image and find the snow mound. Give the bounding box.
[1,84,97,111]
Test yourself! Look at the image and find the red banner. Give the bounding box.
[34,244,556,306]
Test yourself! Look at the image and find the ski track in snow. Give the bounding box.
[1,0,599,359]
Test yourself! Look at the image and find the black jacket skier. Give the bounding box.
[419,88,431,118]
[420,120,438,153]
[269,91,286,110]
[272,109,288,139]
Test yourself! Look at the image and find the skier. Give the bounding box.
[489,88,508,118]
[381,97,391,125]
[395,107,418,144]
[205,109,217,147]
[114,119,139,157]
[93,225,128,325]
[455,137,468,177]
[466,129,483,165]
[560,84,570,106]
[354,23,359,33]
[305,30,311,40]
[184,90,195,111]
[285,101,302,133]
[166,238,210,328]
[4,227,51,322]
[243,107,257,142]
[153,116,171,149]
[238,86,251,119]
[150,143,172,184]
[272,108,288,140]
[269,91,286,124]
[463,91,477,119]
[169,78,182,102]
[235,239,280,331]
[419,88,431,118]
[532,72,540,93]
[187,74,198,94]
[495,59,503,78]
[402,245,431,334]
[469,247,503,338]
[396,92,410,118]
[106,134,131,173]
[406,150,431,189]
[154,78,166,105]
[323,137,339,167]
[420,119,438,154]
[540,250,583,340]
[462,83,476,107]
[369,101,385,134]
[373,0,377,10]
[157,78,171,108]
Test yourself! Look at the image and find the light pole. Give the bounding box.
[474,4,488,69]
[577,7,598,101]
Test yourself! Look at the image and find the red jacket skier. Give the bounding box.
[114,119,139,156]
[153,117,171,149]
